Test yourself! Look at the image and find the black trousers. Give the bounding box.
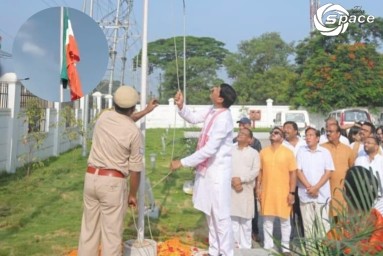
[291,187,304,237]
[251,197,259,235]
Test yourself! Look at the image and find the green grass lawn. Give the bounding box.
[0,128,207,256]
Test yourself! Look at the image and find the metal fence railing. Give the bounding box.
[0,82,8,108]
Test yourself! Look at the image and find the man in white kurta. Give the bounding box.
[170,83,237,256]
[231,127,260,249]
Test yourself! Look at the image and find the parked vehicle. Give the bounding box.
[273,110,311,135]
[377,112,383,126]
[327,108,372,127]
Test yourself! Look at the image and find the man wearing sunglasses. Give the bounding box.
[257,127,297,255]
[350,122,376,157]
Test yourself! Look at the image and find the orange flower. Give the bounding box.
[67,249,77,256]
[157,238,192,256]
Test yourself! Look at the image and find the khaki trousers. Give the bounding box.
[78,172,127,256]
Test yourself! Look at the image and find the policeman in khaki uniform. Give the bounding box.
[78,86,157,256]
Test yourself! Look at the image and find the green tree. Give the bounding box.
[18,98,47,176]
[61,105,83,151]
[291,8,383,113]
[93,79,121,94]
[296,8,383,71]
[135,36,229,104]
[224,32,296,104]
[292,43,383,113]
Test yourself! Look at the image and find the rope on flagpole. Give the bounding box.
[129,0,189,246]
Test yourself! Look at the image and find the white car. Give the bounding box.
[274,110,311,135]
[327,108,372,127]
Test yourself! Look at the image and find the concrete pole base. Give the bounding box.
[123,239,157,256]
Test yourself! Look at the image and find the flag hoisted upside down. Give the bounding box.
[60,7,83,101]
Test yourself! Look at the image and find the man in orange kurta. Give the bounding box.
[321,123,355,220]
[257,127,297,254]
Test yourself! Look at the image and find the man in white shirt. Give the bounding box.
[170,83,237,256]
[231,127,260,249]
[355,134,383,193]
[296,127,335,239]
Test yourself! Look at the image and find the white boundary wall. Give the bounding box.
[0,73,82,173]
[139,100,290,129]
[1,72,328,173]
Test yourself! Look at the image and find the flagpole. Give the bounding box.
[60,7,64,103]
[81,1,91,158]
[182,0,187,128]
[138,0,149,243]
[183,0,186,106]
[54,6,64,157]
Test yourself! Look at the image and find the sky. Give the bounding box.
[10,7,108,102]
[0,0,383,102]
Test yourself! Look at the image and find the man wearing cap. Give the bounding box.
[233,117,262,242]
[257,127,297,255]
[234,117,262,152]
[78,86,158,256]
[170,84,237,256]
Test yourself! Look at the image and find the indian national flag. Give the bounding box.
[60,7,83,101]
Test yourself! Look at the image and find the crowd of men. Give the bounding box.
[231,116,383,255]
[78,83,383,256]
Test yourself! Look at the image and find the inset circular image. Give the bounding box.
[12,7,108,102]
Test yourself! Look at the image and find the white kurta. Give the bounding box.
[231,145,260,219]
[180,105,234,219]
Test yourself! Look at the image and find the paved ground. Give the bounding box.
[195,247,270,256]
[234,247,270,256]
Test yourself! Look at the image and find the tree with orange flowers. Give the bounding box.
[291,8,383,113]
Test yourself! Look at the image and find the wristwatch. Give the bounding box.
[289,192,295,195]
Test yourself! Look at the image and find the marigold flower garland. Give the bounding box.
[157,238,199,256]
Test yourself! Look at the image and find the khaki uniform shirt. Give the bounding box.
[88,110,143,176]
